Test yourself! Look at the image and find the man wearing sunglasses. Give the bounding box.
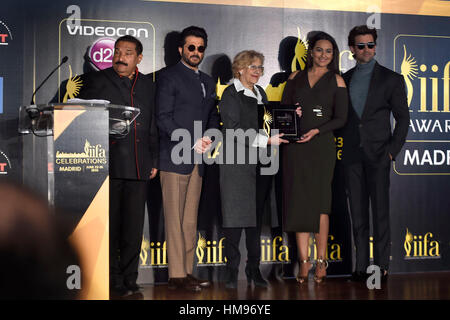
[156,26,219,292]
[339,25,410,283]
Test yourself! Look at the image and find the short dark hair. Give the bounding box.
[348,25,377,47]
[115,35,143,55]
[306,31,340,74]
[179,26,208,48]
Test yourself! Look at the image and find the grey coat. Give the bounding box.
[219,83,278,228]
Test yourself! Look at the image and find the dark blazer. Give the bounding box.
[339,62,410,164]
[77,67,159,180]
[156,61,219,176]
[219,83,278,228]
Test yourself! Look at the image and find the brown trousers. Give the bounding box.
[160,165,202,278]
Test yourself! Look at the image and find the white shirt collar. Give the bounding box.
[233,78,263,104]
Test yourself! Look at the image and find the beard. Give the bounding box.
[355,51,375,64]
[181,50,203,68]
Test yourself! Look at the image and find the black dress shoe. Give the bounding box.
[168,277,185,290]
[348,271,368,283]
[187,274,211,288]
[245,266,268,288]
[125,281,143,293]
[110,285,130,298]
[168,277,201,292]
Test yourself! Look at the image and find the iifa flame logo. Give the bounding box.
[400,44,450,113]
[140,237,167,267]
[56,140,106,159]
[63,65,83,102]
[393,36,450,174]
[196,233,226,265]
[401,45,419,107]
[404,228,440,259]
[265,27,308,102]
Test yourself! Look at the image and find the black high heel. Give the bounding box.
[245,266,268,288]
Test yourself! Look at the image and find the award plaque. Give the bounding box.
[271,105,301,141]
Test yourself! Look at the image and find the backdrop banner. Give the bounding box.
[1,0,449,286]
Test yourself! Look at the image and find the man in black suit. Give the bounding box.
[340,25,409,281]
[78,35,159,297]
[156,26,219,291]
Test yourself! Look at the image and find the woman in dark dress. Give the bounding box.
[219,50,288,289]
[281,32,348,283]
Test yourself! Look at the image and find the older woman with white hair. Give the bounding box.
[219,50,288,289]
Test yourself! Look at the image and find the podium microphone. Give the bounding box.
[30,56,69,105]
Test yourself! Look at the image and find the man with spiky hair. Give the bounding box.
[339,25,409,282]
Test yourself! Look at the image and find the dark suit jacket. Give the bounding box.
[339,62,410,164]
[77,67,159,180]
[156,61,219,176]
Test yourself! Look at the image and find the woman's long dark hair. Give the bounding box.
[306,31,340,74]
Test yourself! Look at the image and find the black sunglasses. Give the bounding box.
[356,42,375,50]
[187,44,205,53]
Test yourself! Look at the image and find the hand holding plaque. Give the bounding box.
[271,104,301,141]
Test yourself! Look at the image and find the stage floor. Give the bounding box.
[120,271,450,300]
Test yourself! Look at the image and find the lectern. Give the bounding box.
[19,102,139,300]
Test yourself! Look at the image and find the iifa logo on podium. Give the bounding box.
[55,139,107,173]
[404,228,440,259]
